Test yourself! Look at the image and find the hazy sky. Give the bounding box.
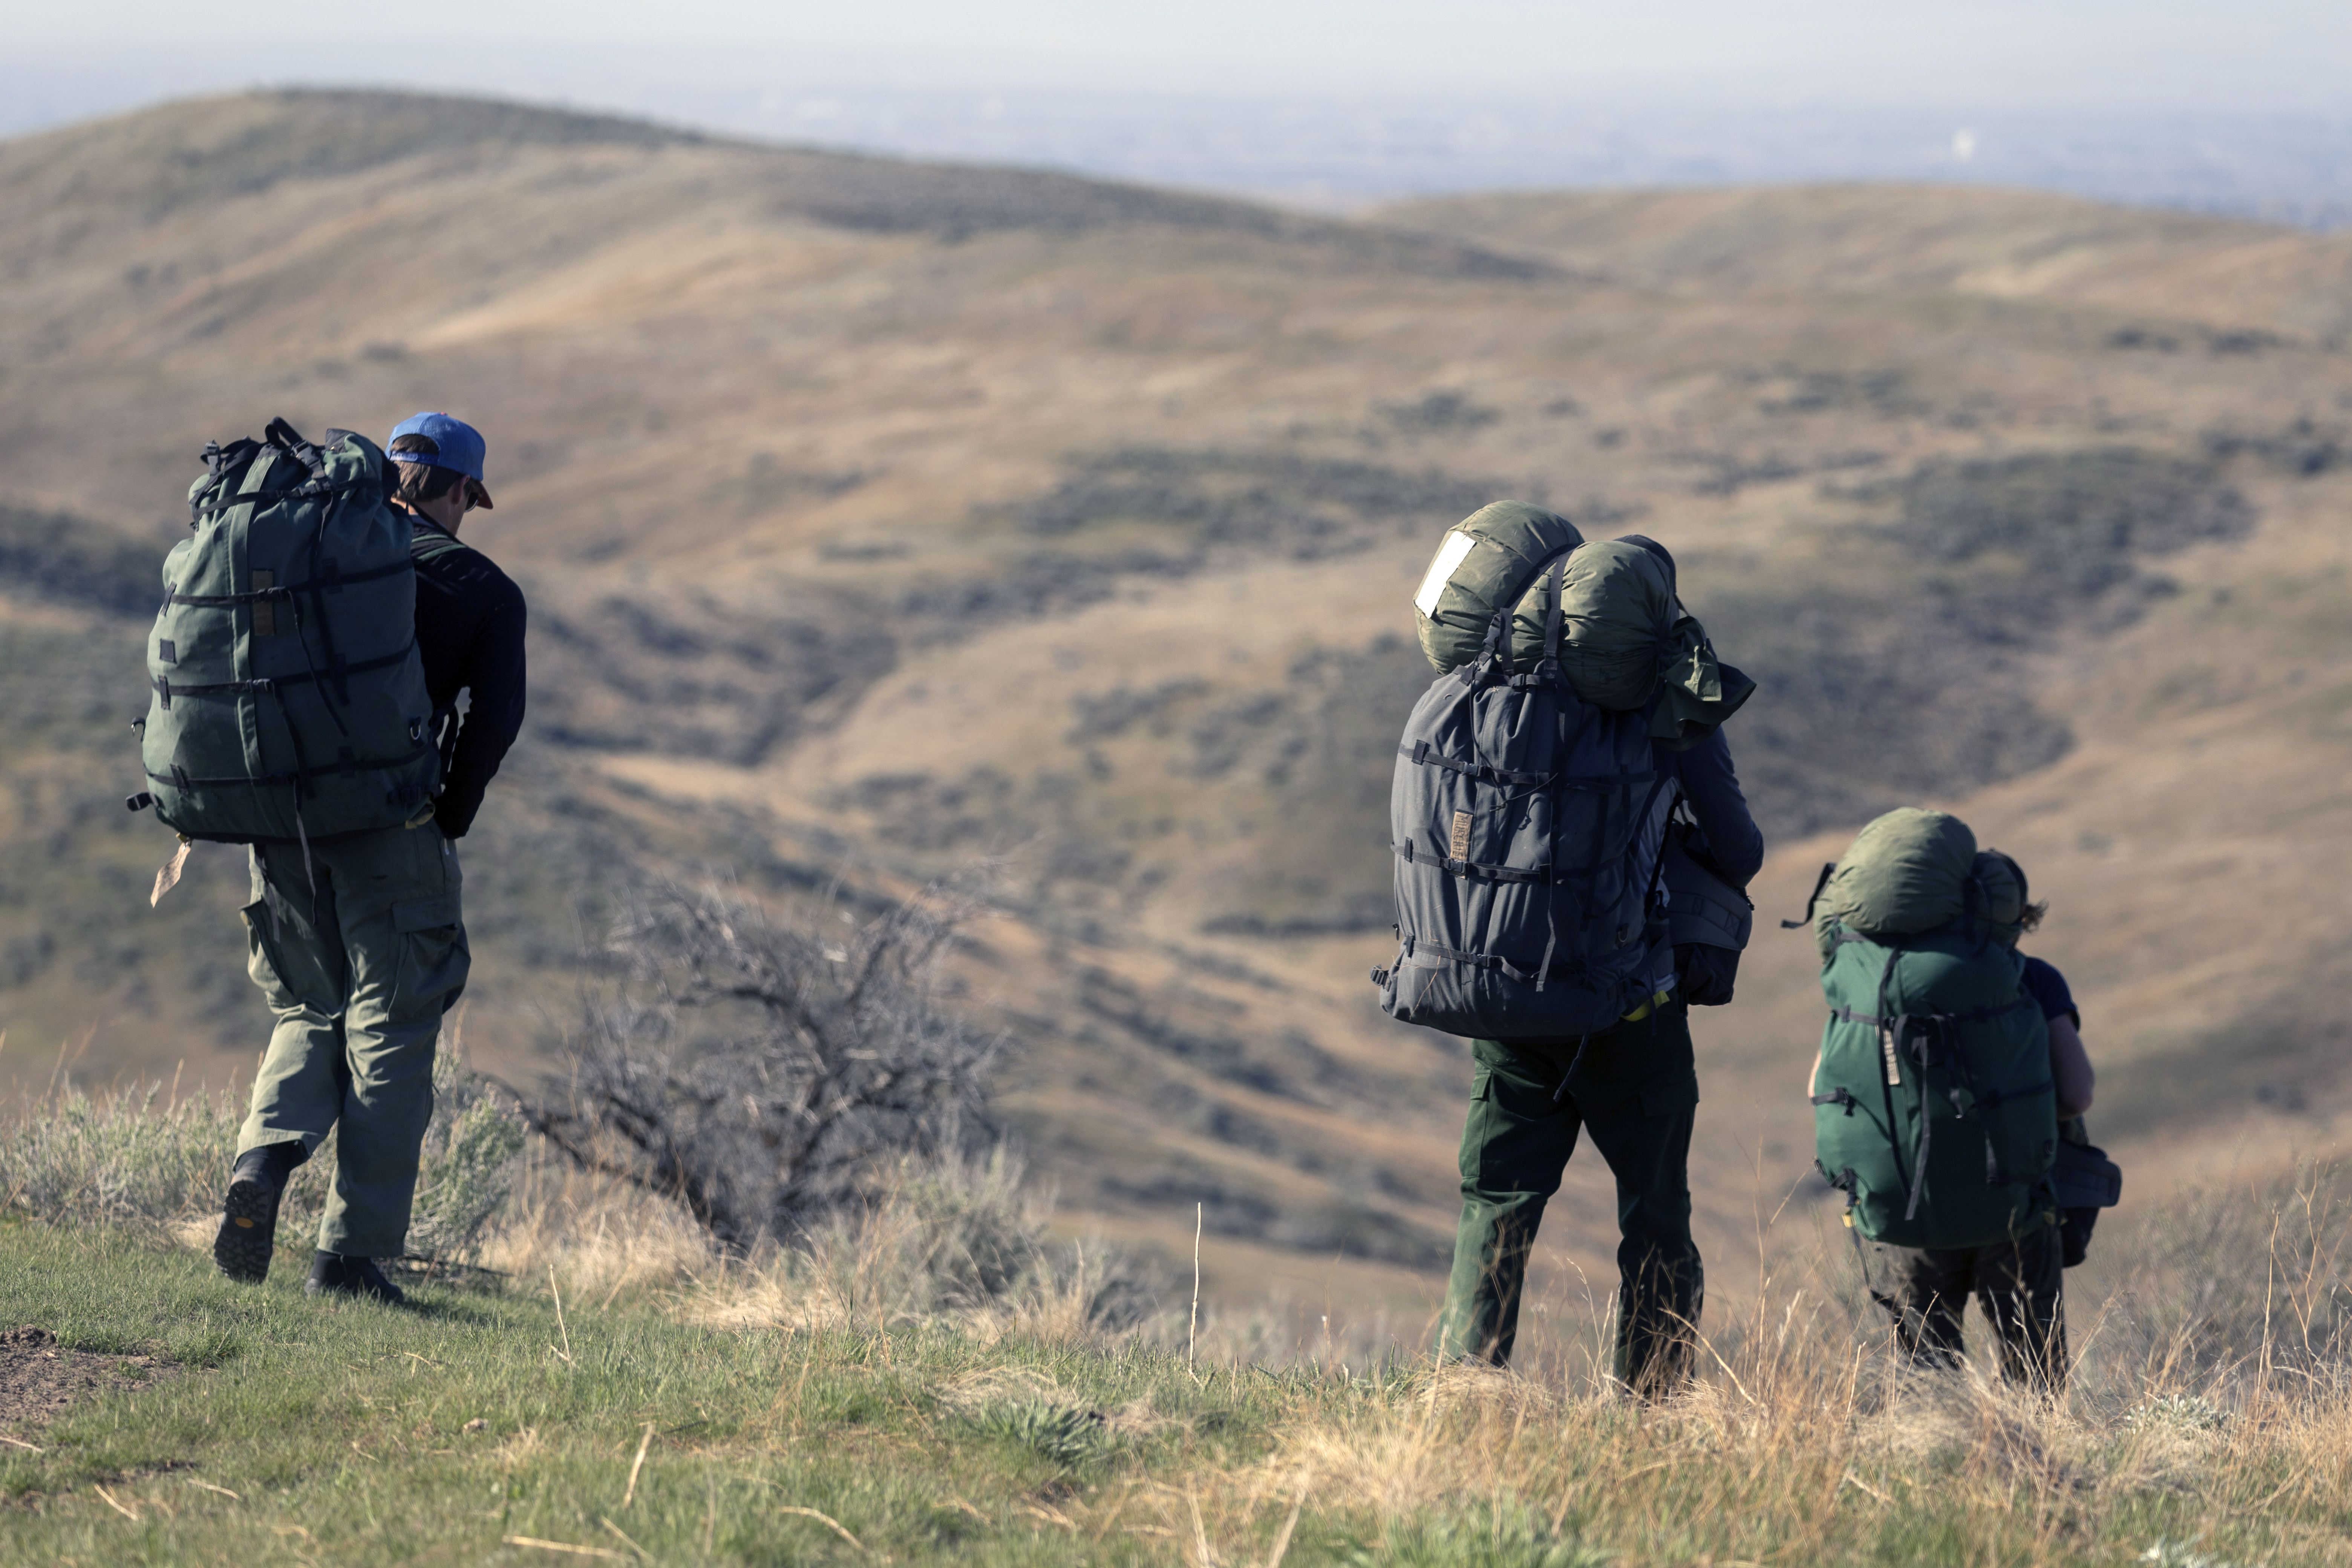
[11,0,2347,112]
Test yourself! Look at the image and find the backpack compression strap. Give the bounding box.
[1779,861,1837,929]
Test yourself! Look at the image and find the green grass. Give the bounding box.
[0,1223,1335,1566]
[6,1220,2352,1566]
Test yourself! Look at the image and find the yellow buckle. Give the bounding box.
[1619,987,1675,1024]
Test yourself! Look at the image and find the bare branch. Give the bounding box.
[522,875,1001,1252]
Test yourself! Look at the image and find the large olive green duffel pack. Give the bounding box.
[131,418,439,849]
[1413,501,1756,745]
[1376,502,1754,1039]
[1803,808,2058,1250]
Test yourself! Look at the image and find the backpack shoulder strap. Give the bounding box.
[408,519,472,565]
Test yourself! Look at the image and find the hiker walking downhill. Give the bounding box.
[142,412,526,1305]
[1802,811,2119,1389]
[1375,504,1762,1396]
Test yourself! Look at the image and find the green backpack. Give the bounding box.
[1802,808,2058,1250]
[1412,499,1585,674]
[131,419,439,849]
[1412,505,1756,744]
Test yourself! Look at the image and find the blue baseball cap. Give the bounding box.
[385,412,493,508]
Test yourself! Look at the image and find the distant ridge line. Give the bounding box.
[4,87,1564,283]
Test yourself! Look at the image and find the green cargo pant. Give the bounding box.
[1877,1223,2067,1388]
[1438,1000,1703,1394]
[234,822,470,1259]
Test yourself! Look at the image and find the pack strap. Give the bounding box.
[1507,553,1572,692]
[162,559,410,608]
[145,738,436,790]
[1406,939,1601,986]
[1817,1163,1903,1314]
[1903,1097,1933,1223]
[1399,743,1657,794]
[1400,743,1550,789]
[1392,843,1550,885]
[1779,861,1837,929]
[1810,1087,1861,1115]
[1965,1077,2053,1114]
[190,475,368,524]
[1828,996,2035,1031]
[150,643,416,704]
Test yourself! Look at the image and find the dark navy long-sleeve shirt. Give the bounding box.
[407,516,526,839]
[1660,727,1764,887]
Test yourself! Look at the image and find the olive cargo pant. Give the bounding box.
[234,823,470,1259]
[1877,1223,2067,1388]
[1438,1000,1703,1394]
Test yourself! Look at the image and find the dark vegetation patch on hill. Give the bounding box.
[526,586,882,767]
[903,446,1510,641]
[0,504,169,618]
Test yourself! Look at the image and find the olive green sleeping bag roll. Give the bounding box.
[1412,501,1584,675]
[1505,539,1755,743]
[1807,808,2033,963]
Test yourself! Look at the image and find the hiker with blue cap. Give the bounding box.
[213,412,527,1305]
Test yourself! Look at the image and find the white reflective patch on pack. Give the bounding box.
[1413,530,1479,617]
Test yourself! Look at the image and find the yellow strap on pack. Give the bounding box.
[1620,986,1676,1024]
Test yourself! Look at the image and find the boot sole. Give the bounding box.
[213,1175,282,1283]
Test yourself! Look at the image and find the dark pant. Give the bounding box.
[1438,1000,1702,1395]
[1878,1224,2067,1388]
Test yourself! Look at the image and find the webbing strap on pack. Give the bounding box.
[147,643,416,702]
[189,476,366,525]
[1830,995,2035,1033]
[1816,1161,1901,1313]
[163,559,408,607]
[1401,742,1550,789]
[146,737,435,791]
[1780,861,1837,929]
[1390,843,1551,885]
[1965,1076,2053,1115]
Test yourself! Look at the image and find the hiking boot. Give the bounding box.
[305,1252,407,1306]
[212,1142,306,1284]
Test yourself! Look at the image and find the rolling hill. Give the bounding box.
[5,88,2350,1339]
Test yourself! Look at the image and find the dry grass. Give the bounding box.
[475,1156,720,1300]
[1155,1183,2352,1566]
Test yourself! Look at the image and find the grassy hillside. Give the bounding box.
[4,89,2351,1320]
[4,1164,2352,1567]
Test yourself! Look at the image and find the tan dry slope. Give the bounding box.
[4,91,2351,1331]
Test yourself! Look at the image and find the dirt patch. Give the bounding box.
[0,1327,173,1438]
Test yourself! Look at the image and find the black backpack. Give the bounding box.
[1374,554,1676,1041]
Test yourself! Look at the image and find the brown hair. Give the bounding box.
[388,434,464,507]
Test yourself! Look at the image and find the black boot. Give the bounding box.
[305,1252,407,1306]
[213,1141,307,1283]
